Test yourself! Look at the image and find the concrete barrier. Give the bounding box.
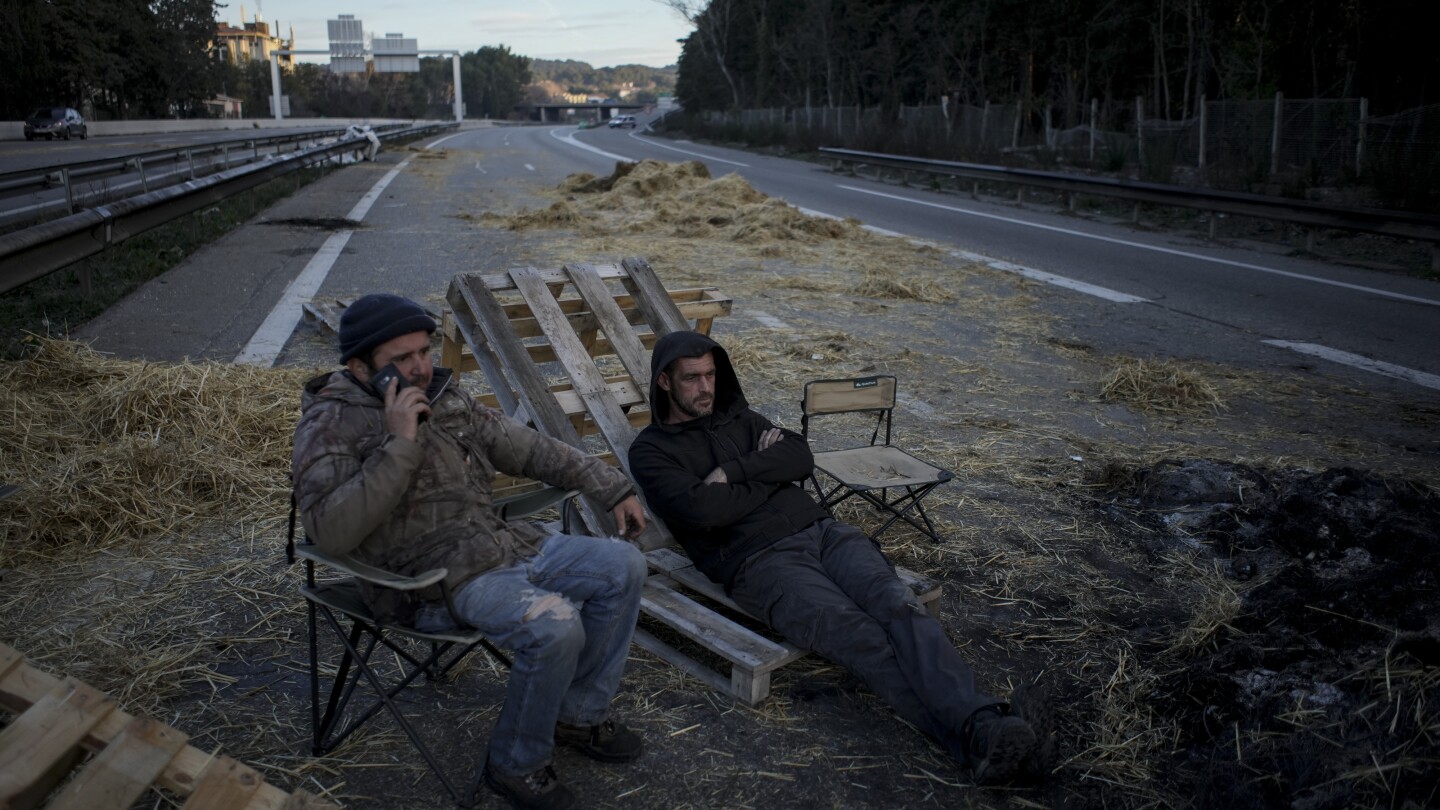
[1,117,425,141]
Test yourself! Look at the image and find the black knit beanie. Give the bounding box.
[338,294,436,363]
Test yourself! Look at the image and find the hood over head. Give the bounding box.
[648,330,746,426]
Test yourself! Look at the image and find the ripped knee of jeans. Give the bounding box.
[521,592,576,623]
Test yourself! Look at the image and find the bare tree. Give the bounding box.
[655,0,743,108]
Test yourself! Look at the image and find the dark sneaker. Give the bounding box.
[1009,680,1057,779]
[554,717,644,763]
[483,761,576,810]
[963,706,1038,785]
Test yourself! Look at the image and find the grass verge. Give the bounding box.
[0,165,334,360]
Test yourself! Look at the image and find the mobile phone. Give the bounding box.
[370,363,428,423]
[369,363,408,398]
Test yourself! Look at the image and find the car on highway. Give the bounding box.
[24,107,87,141]
[607,115,637,129]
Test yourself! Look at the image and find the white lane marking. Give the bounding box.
[799,205,1146,303]
[475,161,487,174]
[798,206,908,237]
[950,249,1150,303]
[1262,341,1440,391]
[524,163,535,172]
[548,127,632,162]
[625,132,750,167]
[839,184,1440,307]
[749,310,790,329]
[425,132,466,149]
[234,158,414,366]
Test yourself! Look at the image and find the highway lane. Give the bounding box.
[72,117,1436,398]
[0,125,354,173]
[550,119,1440,389]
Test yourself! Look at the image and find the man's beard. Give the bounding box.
[673,393,713,419]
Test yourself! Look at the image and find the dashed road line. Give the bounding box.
[625,132,750,167]
[948,249,1149,304]
[839,184,1440,307]
[1262,341,1440,391]
[748,310,791,329]
[234,157,414,366]
[548,127,631,162]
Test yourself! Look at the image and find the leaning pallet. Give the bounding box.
[0,642,337,810]
[441,258,941,706]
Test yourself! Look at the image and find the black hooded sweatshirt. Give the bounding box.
[629,331,830,588]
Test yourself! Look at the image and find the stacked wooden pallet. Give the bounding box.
[0,643,337,810]
[440,258,942,706]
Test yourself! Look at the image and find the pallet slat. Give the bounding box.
[0,643,336,810]
[181,756,262,809]
[0,678,115,806]
[47,716,188,810]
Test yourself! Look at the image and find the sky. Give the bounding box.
[219,0,695,68]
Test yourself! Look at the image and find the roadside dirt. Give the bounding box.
[2,156,1437,810]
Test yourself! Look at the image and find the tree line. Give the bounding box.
[668,0,1438,121]
[0,0,533,121]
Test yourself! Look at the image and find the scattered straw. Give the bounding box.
[1100,357,1226,414]
[0,339,316,555]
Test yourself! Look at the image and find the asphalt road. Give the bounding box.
[563,118,1440,387]
[75,116,1440,399]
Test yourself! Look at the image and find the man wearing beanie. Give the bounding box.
[293,293,650,810]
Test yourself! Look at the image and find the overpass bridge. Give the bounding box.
[519,102,651,124]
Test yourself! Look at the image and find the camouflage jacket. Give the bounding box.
[292,367,633,623]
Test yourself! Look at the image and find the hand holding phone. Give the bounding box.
[371,363,429,436]
[370,363,408,398]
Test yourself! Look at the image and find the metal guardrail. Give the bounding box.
[0,124,413,226]
[819,147,1440,251]
[0,122,456,295]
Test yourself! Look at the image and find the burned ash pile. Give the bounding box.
[1105,460,1439,808]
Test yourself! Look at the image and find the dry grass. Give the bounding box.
[0,339,315,555]
[3,157,1438,808]
[1101,357,1227,414]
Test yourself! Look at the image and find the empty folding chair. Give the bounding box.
[801,375,953,543]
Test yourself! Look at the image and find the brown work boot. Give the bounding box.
[963,705,1038,785]
[554,717,644,763]
[483,760,576,810]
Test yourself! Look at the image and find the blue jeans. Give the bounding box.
[729,519,999,763]
[439,533,646,776]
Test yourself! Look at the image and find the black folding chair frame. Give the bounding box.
[801,376,954,544]
[302,564,509,808]
[286,487,577,808]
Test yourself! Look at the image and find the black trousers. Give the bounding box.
[730,518,998,762]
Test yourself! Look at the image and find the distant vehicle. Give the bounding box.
[607,115,637,129]
[24,107,87,141]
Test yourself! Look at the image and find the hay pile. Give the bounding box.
[0,339,319,736]
[508,160,871,246]
[1100,357,1225,414]
[0,340,312,554]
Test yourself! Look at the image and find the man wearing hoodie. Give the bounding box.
[292,293,649,810]
[628,330,1045,785]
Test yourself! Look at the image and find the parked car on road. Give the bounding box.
[24,107,87,141]
[607,115,637,129]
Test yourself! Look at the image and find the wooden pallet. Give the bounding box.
[0,643,337,810]
[442,258,942,706]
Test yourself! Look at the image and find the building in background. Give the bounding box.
[213,3,294,66]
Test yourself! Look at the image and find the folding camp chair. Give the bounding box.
[285,486,577,808]
[801,375,954,544]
